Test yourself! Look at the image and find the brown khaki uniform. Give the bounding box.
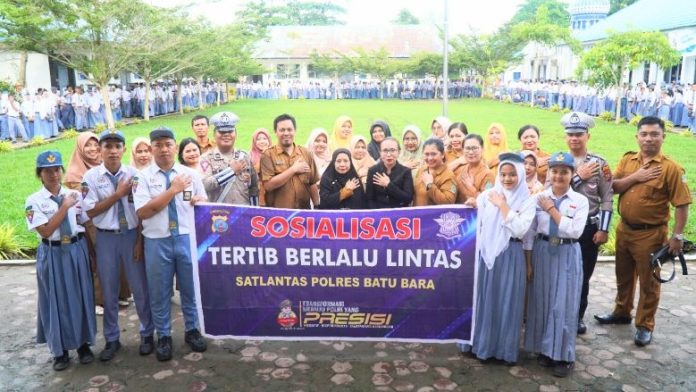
[453,163,494,204]
[413,165,457,206]
[445,148,462,163]
[536,149,550,184]
[260,144,319,209]
[197,138,216,154]
[201,147,259,205]
[613,152,692,331]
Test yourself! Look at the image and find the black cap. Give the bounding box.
[150,126,175,141]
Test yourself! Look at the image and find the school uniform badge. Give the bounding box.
[132,176,139,193]
[25,206,34,223]
[81,181,89,197]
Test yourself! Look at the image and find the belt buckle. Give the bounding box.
[549,236,561,246]
[61,235,71,244]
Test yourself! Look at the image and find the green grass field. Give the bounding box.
[1,98,694,255]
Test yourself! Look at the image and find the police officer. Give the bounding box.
[133,127,208,361]
[557,112,613,335]
[82,130,155,361]
[595,116,691,347]
[201,111,259,205]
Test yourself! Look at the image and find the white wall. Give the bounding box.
[0,50,51,91]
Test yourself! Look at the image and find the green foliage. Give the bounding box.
[0,80,14,92]
[450,32,523,90]
[663,120,674,133]
[94,123,107,133]
[236,0,346,31]
[629,115,642,126]
[680,130,694,138]
[561,108,571,114]
[509,0,570,28]
[114,121,126,129]
[599,111,614,121]
[393,9,420,25]
[510,5,580,53]
[0,223,29,260]
[0,141,13,153]
[131,118,142,124]
[549,104,561,112]
[28,136,46,147]
[503,96,513,104]
[609,0,638,15]
[62,129,79,139]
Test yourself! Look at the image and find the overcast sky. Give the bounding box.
[150,0,545,35]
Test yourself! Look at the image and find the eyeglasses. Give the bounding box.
[464,146,481,152]
[381,148,398,155]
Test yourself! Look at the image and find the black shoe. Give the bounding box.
[577,320,587,335]
[139,335,154,356]
[537,354,554,368]
[184,329,207,352]
[594,313,632,325]
[552,361,574,378]
[156,336,172,361]
[77,343,94,364]
[634,327,652,347]
[53,351,70,371]
[99,340,121,362]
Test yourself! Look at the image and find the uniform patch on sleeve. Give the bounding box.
[81,181,89,198]
[132,176,139,193]
[25,206,34,223]
[450,184,457,194]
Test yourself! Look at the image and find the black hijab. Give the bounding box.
[367,120,392,160]
[319,148,366,209]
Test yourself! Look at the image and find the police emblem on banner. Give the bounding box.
[434,212,465,240]
[210,210,229,233]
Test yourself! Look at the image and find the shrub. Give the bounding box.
[664,120,674,133]
[0,141,12,153]
[599,111,614,121]
[131,118,142,125]
[549,104,561,112]
[503,96,513,104]
[94,123,107,132]
[561,108,571,114]
[680,129,694,138]
[62,129,79,139]
[629,115,642,127]
[0,223,30,260]
[114,121,126,128]
[28,136,46,147]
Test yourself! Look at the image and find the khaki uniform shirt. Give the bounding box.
[201,147,259,205]
[454,163,494,204]
[614,152,691,225]
[260,144,319,209]
[413,165,457,206]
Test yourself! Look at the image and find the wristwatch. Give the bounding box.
[673,233,684,241]
[426,183,433,191]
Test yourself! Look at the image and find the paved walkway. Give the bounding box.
[1,263,695,391]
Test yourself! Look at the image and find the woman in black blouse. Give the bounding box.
[365,137,414,209]
[319,148,367,210]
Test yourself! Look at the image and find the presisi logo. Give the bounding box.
[302,312,393,326]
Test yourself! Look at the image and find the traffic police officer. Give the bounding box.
[133,127,208,361]
[82,130,154,361]
[595,116,691,347]
[201,111,259,205]
[558,112,613,335]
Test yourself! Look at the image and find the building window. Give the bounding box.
[276,64,301,79]
[581,20,586,29]
[643,62,650,83]
[664,63,682,83]
[513,72,521,81]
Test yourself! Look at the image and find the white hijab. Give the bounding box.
[476,154,530,270]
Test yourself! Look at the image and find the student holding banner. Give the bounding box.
[524,151,589,378]
[413,138,457,206]
[318,148,367,210]
[469,152,535,365]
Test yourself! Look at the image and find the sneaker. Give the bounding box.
[139,335,154,356]
[552,361,575,378]
[53,351,70,371]
[99,340,121,362]
[156,336,173,362]
[185,329,207,352]
[577,320,587,335]
[118,300,130,307]
[95,306,104,316]
[77,343,94,364]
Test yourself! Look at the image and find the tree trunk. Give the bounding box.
[144,79,151,122]
[615,65,625,124]
[198,77,204,109]
[99,83,115,130]
[216,82,221,106]
[177,79,184,115]
[17,51,28,88]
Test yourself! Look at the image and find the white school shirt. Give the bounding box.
[133,163,207,239]
[523,188,589,250]
[20,96,34,116]
[25,186,88,241]
[82,164,139,231]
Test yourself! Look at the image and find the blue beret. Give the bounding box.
[36,150,63,168]
[548,151,575,170]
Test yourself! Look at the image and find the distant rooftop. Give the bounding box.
[253,25,442,59]
[575,0,696,42]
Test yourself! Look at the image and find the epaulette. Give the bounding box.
[623,151,637,157]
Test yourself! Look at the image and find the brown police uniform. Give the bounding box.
[613,151,692,331]
[453,163,494,204]
[197,138,216,154]
[536,148,551,184]
[413,164,457,206]
[445,148,463,163]
[201,147,259,205]
[260,143,319,209]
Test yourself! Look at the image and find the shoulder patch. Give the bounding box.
[81,181,89,198]
[132,176,139,193]
[25,206,34,224]
[450,184,457,194]
[623,151,637,157]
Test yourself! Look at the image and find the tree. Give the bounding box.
[450,32,523,92]
[609,0,638,15]
[576,31,680,123]
[236,0,346,29]
[393,9,420,25]
[0,0,152,129]
[340,48,401,99]
[508,0,569,28]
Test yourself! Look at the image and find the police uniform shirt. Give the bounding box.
[25,187,89,241]
[614,152,692,225]
[133,163,206,239]
[82,163,139,231]
[201,147,259,205]
[523,188,589,250]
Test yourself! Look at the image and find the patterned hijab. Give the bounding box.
[65,132,101,184]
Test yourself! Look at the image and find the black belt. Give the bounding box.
[510,238,523,243]
[96,228,129,234]
[536,234,578,245]
[42,233,84,246]
[621,220,664,231]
